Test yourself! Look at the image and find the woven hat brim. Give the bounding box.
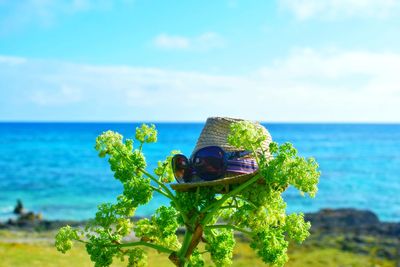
[170,171,260,192]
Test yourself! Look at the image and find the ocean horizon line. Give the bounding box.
[1,121,400,125]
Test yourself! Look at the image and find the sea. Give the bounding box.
[0,123,399,222]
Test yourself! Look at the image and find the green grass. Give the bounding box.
[0,230,395,267]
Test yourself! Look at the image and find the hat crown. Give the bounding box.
[193,117,272,154]
[171,117,272,192]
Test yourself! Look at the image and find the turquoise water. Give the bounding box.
[0,123,399,222]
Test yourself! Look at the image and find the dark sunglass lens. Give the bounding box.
[192,146,225,181]
[171,155,192,183]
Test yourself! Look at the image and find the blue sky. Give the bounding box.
[1,0,399,122]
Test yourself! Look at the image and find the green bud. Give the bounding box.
[55,226,79,254]
[135,124,157,144]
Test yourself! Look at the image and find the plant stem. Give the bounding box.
[150,185,171,199]
[201,174,260,218]
[141,169,175,199]
[139,170,188,226]
[184,224,204,262]
[140,172,189,223]
[205,224,252,235]
[178,230,193,263]
[141,170,189,222]
[234,195,258,209]
[220,205,237,209]
[250,144,261,166]
[112,241,175,254]
[142,170,192,224]
[201,174,261,226]
[139,142,143,152]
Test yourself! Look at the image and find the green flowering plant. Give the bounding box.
[55,122,320,267]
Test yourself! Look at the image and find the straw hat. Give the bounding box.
[170,117,272,192]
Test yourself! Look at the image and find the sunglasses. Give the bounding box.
[171,146,258,183]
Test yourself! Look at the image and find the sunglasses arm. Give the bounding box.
[225,150,252,160]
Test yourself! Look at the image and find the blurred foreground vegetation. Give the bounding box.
[0,230,396,267]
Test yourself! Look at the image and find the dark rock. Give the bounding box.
[305,208,379,228]
[376,248,393,259]
[305,208,400,238]
[13,199,25,215]
[0,219,86,231]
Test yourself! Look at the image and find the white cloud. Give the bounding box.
[153,32,224,51]
[0,49,399,122]
[0,55,27,65]
[30,85,83,106]
[279,0,400,20]
[154,34,190,50]
[255,48,400,121]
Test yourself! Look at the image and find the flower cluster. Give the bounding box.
[204,228,235,266]
[134,206,180,250]
[55,225,80,253]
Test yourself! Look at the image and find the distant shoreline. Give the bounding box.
[1,121,400,125]
[1,208,399,238]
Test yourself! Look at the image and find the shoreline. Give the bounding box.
[1,208,399,237]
